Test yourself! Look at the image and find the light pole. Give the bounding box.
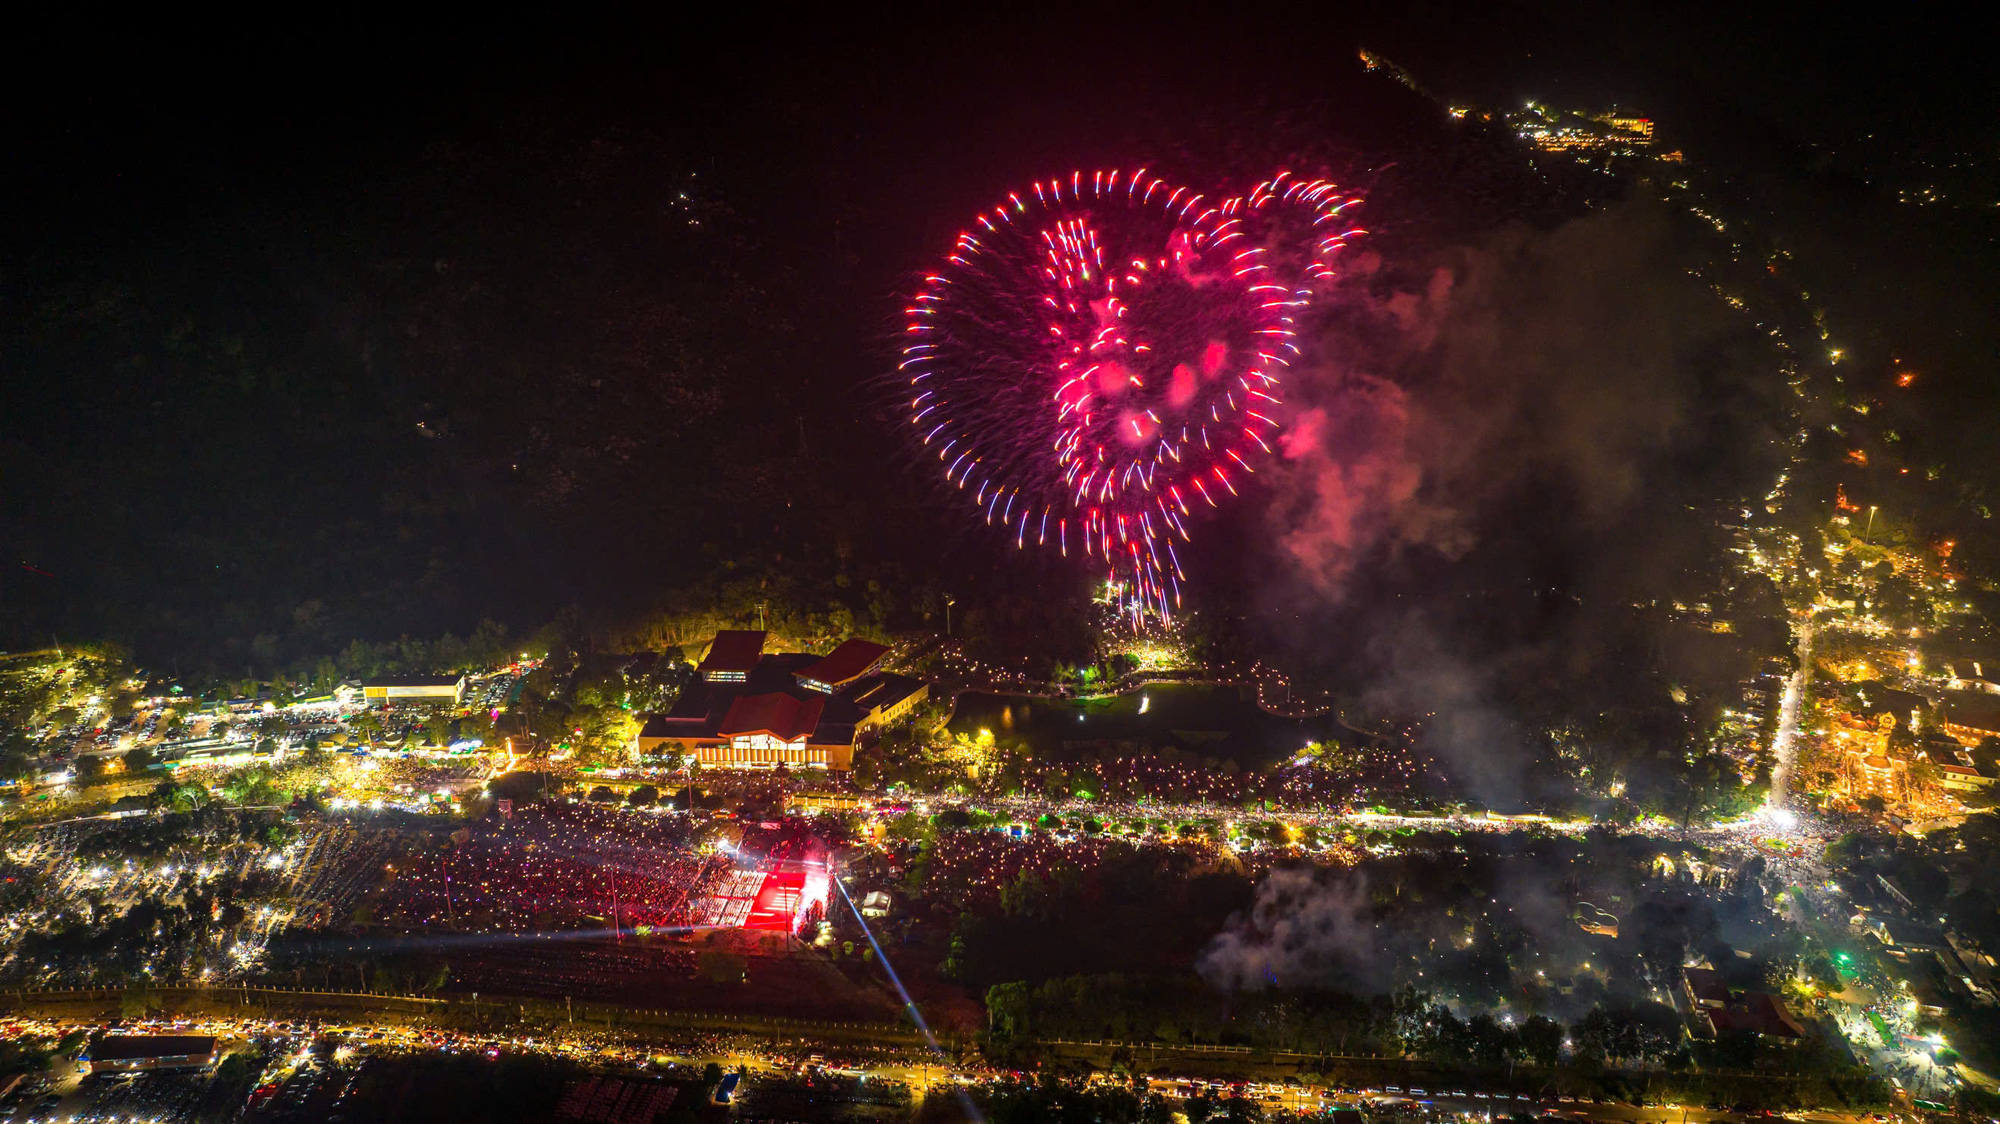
[943,595,955,640]
[1866,505,1879,541]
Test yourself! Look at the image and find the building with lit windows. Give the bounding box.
[794,638,889,694]
[1601,115,1654,143]
[1943,692,2000,744]
[844,672,928,726]
[359,674,466,706]
[637,632,927,771]
[697,630,767,682]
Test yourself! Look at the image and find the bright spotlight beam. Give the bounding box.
[833,875,985,1123]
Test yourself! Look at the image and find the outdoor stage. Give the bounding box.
[694,860,831,933]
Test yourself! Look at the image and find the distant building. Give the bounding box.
[1600,115,1655,144]
[843,673,930,727]
[697,630,767,682]
[1705,992,1806,1038]
[1877,874,1917,910]
[639,632,930,772]
[1840,712,1901,800]
[1936,762,1995,793]
[1910,981,1948,1019]
[794,639,890,694]
[1948,659,2000,695]
[1683,969,1804,1038]
[360,674,466,706]
[1509,105,1658,155]
[639,684,855,771]
[1943,692,2000,744]
[1876,920,1947,951]
[787,790,869,814]
[715,692,829,765]
[89,1035,217,1073]
[1684,967,1731,1010]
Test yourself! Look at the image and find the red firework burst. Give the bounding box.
[905,169,1363,621]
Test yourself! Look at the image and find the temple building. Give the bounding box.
[636,632,927,771]
[697,630,768,682]
[795,638,889,694]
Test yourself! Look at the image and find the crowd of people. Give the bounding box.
[382,804,730,933]
[995,744,1439,810]
[913,829,1111,914]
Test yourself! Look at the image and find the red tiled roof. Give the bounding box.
[1703,992,1804,1038]
[1684,967,1730,1006]
[1743,993,1805,1036]
[717,693,824,741]
[798,639,890,687]
[698,630,768,674]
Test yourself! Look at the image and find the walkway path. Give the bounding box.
[1769,620,1814,808]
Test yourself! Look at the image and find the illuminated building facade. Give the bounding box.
[637,632,927,771]
[359,674,466,706]
[794,638,889,694]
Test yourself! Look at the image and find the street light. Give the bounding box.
[1866,505,1879,541]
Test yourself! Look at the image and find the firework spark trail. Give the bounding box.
[906,171,1364,623]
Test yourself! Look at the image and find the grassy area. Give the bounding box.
[948,685,1341,769]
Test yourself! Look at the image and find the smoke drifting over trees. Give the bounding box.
[1277,202,1745,592]
[1226,198,1790,809]
[1196,833,1794,1018]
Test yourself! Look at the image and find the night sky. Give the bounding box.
[3,7,1996,677]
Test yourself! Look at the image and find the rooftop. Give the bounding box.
[643,637,923,751]
[91,1035,217,1061]
[797,639,890,689]
[698,630,768,675]
[1944,691,2000,733]
[1950,659,1993,682]
[1684,966,1731,1006]
[844,672,926,713]
[360,674,463,688]
[718,693,825,742]
[1706,993,1804,1038]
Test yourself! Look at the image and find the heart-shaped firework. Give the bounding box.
[905,170,1364,621]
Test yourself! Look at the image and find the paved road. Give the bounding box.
[0,1002,1902,1123]
[1383,1096,1875,1124]
[1769,621,1813,808]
